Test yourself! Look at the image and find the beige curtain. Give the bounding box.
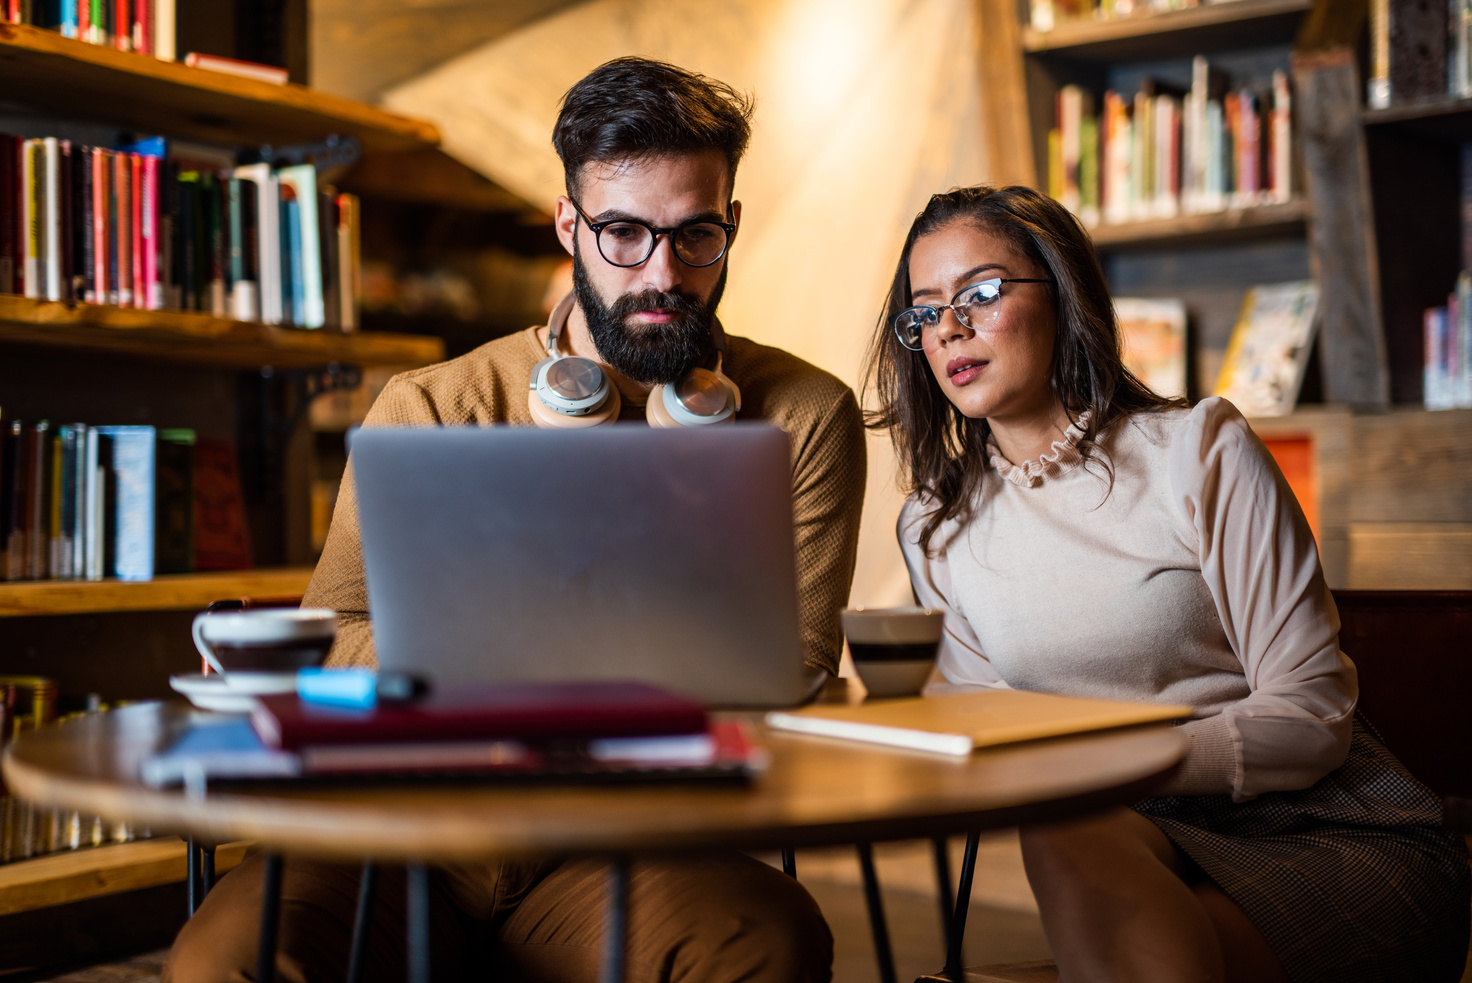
[383,0,993,653]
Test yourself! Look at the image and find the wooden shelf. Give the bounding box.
[0,837,249,915]
[1088,198,1308,249]
[1023,0,1312,60]
[0,295,444,369]
[0,568,313,617]
[0,23,439,155]
[1363,97,1472,143]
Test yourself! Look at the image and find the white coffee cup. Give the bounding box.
[191,608,338,677]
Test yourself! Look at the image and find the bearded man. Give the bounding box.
[164,58,864,983]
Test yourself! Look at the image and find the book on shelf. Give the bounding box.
[182,52,289,86]
[1115,297,1188,399]
[1213,280,1320,417]
[5,0,175,59]
[192,437,251,572]
[0,133,362,330]
[0,419,244,582]
[1368,0,1472,106]
[1423,271,1472,409]
[1053,58,1294,231]
[766,689,1190,757]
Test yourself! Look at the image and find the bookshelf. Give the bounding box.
[0,838,250,916]
[0,568,313,617]
[0,296,444,369]
[1089,198,1309,249]
[0,24,439,154]
[0,24,446,927]
[1022,0,1313,60]
[1001,0,1472,590]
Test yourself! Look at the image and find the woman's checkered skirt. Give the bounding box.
[1135,717,1470,983]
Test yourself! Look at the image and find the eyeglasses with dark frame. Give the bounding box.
[893,277,1053,352]
[570,200,737,269]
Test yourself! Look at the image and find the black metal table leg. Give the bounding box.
[932,836,956,973]
[346,861,379,983]
[407,863,431,983]
[186,837,200,916]
[201,844,216,895]
[599,857,630,983]
[856,843,897,983]
[257,854,284,983]
[946,831,982,978]
[781,848,796,878]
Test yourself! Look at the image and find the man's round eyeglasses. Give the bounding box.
[571,200,736,269]
[893,277,1052,352]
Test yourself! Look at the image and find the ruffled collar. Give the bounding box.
[986,411,1093,488]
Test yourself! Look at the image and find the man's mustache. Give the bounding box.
[606,289,707,322]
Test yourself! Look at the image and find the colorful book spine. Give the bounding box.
[277,164,324,328]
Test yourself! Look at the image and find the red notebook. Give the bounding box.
[251,681,708,750]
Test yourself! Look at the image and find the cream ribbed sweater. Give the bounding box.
[306,325,867,675]
[900,397,1357,801]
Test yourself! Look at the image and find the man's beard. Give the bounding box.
[571,238,726,386]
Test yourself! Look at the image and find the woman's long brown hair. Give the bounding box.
[863,185,1185,554]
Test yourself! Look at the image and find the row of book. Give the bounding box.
[0,134,362,331]
[1424,272,1472,409]
[6,0,175,60]
[1,679,151,864]
[1028,0,1249,32]
[1049,59,1294,228]
[0,415,254,583]
[1367,0,1472,108]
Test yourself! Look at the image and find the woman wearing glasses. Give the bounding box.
[865,185,1468,983]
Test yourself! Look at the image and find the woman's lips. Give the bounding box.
[946,356,988,386]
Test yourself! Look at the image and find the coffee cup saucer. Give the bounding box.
[170,672,297,713]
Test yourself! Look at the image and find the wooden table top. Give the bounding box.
[3,702,1186,864]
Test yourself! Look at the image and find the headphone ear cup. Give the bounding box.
[645,384,682,429]
[528,387,622,428]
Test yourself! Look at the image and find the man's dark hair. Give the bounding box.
[553,57,754,199]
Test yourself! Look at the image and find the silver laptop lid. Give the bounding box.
[351,424,807,707]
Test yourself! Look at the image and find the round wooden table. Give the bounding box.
[3,702,1186,983]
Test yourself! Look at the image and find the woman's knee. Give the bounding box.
[1020,807,1183,882]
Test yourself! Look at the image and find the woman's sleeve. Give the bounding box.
[897,498,1011,690]
[1169,397,1358,801]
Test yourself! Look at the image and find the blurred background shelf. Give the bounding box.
[0,568,313,618]
[0,22,439,153]
[1021,0,1313,60]
[0,296,444,369]
[1363,97,1472,143]
[1088,199,1309,250]
[0,838,250,915]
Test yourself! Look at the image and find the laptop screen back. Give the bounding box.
[351,424,807,707]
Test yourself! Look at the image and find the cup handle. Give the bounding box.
[191,614,227,676]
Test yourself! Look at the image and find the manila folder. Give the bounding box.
[765,690,1191,756]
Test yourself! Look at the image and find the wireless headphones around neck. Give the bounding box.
[527,294,742,429]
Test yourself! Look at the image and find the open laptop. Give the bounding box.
[350,424,809,707]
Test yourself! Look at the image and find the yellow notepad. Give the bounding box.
[766,690,1191,756]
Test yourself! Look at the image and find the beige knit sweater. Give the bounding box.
[900,397,1357,802]
[306,324,867,675]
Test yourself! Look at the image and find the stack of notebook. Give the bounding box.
[142,681,761,787]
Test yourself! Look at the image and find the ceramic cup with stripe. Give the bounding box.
[841,606,944,699]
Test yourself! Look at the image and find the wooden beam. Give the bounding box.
[1296,0,1370,52]
[1293,47,1391,408]
[976,0,1039,188]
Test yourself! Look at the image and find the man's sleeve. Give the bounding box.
[790,388,867,675]
[304,376,441,668]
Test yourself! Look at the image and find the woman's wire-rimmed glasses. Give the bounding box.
[571,200,736,269]
[893,277,1052,352]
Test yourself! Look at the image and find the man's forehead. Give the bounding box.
[575,152,732,218]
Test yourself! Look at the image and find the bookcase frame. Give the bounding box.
[990,0,1472,591]
[0,25,447,932]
